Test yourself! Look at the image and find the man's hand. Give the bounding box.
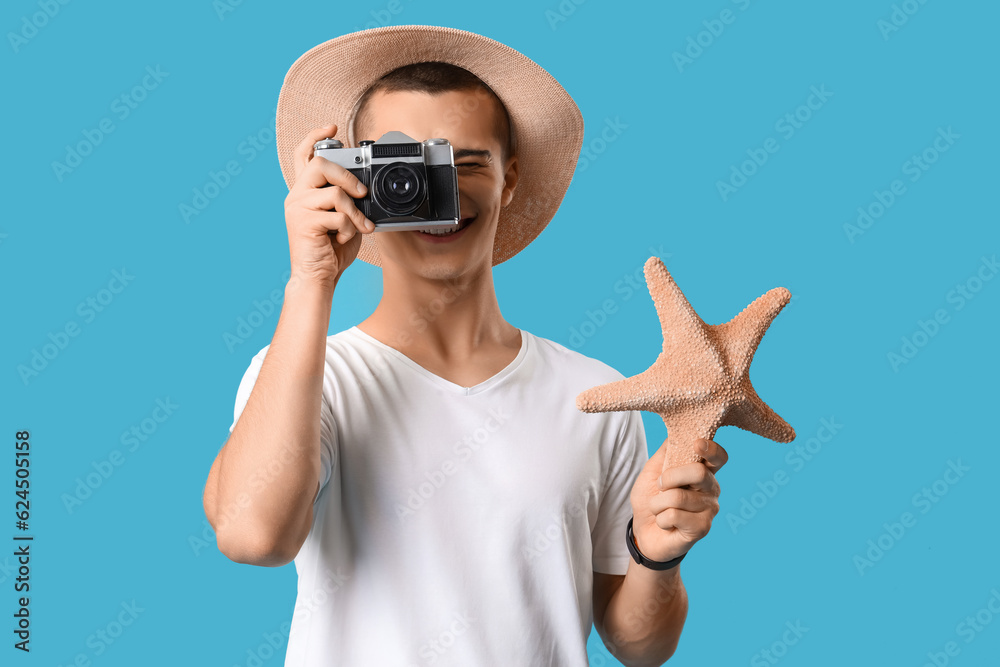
[285,123,375,291]
[628,438,728,563]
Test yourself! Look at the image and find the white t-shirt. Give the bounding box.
[227,325,649,666]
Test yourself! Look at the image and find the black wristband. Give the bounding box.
[626,516,687,571]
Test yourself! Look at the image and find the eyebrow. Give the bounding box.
[453,148,492,162]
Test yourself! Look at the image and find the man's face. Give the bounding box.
[356,88,518,281]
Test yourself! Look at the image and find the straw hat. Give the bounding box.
[275,25,584,267]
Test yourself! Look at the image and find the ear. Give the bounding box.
[500,154,519,208]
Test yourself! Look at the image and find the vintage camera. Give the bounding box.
[312,131,460,232]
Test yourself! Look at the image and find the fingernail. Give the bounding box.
[358,183,367,195]
[365,220,374,231]
[658,476,664,489]
[698,441,709,453]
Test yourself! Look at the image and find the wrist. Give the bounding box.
[626,516,688,571]
[286,272,337,302]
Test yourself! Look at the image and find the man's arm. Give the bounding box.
[203,121,376,567]
[593,438,727,666]
[202,277,333,567]
[593,567,687,667]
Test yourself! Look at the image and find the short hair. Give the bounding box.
[349,61,515,163]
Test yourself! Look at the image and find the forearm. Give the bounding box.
[601,561,688,667]
[207,276,333,565]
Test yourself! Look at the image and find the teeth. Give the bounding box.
[422,219,471,236]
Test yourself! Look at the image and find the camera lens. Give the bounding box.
[374,162,424,215]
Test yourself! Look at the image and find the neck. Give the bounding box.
[364,260,513,357]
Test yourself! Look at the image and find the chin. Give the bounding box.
[380,217,498,276]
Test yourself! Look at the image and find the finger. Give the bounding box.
[297,155,369,200]
[653,507,712,538]
[648,488,718,514]
[694,438,729,474]
[659,461,715,492]
[297,209,360,245]
[295,185,374,234]
[293,124,338,179]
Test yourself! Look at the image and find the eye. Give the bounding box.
[456,162,485,168]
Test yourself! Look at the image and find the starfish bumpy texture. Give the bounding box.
[576,257,796,473]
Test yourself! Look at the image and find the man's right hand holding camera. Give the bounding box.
[285,123,375,291]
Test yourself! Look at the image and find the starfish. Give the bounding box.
[576,256,796,473]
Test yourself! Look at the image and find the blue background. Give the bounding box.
[3,0,998,665]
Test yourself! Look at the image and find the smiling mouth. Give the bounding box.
[418,217,475,237]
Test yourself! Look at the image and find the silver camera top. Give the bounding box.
[314,138,343,150]
[312,132,454,169]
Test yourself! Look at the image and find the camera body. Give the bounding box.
[312,131,461,232]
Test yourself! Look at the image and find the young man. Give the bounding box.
[203,25,727,667]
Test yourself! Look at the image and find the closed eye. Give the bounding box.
[456,162,486,168]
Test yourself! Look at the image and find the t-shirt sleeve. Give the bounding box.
[227,345,337,505]
[591,409,649,575]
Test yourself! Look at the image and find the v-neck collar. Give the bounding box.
[347,326,530,396]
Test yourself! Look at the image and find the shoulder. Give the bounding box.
[325,326,363,352]
[522,329,628,388]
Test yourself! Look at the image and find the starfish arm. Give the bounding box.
[643,256,723,371]
[575,366,703,415]
[720,383,796,443]
[715,286,791,379]
[658,403,727,471]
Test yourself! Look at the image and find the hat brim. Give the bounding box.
[275,25,584,268]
